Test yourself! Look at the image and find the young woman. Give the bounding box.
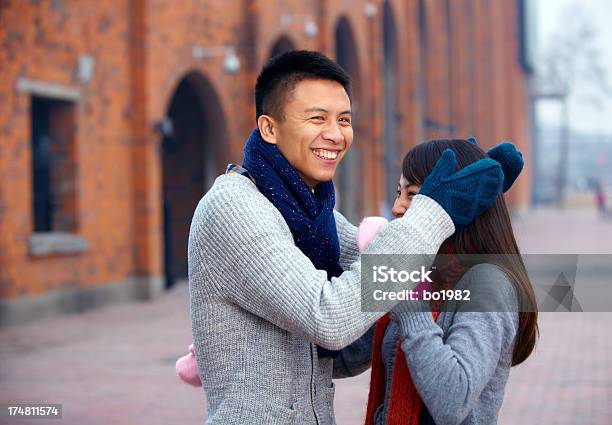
[333,139,539,425]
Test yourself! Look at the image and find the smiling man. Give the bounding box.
[187,51,504,424]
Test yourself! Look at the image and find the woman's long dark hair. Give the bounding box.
[402,139,538,366]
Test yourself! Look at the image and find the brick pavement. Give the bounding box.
[1,207,611,424]
[0,285,206,425]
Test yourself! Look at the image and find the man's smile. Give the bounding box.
[312,148,340,162]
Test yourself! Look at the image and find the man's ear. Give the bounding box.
[257,115,278,145]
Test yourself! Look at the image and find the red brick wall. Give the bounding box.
[0,0,533,301]
[0,0,134,298]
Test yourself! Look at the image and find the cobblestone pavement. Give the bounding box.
[1,208,611,424]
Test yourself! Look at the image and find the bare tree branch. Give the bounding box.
[537,2,611,105]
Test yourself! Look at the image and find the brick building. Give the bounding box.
[0,0,533,325]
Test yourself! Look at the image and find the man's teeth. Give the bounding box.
[313,149,338,160]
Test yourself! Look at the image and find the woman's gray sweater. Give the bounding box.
[333,264,519,425]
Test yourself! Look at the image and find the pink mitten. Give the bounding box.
[356,216,389,252]
[176,344,202,387]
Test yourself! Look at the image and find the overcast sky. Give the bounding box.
[536,0,612,135]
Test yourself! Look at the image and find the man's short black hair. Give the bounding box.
[255,50,352,123]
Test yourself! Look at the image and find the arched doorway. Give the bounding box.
[382,1,400,214]
[269,35,295,59]
[335,16,363,223]
[444,0,454,136]
[417,0,429,141]
[161,72,228,288]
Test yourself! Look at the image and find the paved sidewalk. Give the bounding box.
[0,284,206,425]
[511,207,612,254]
[1,207,611,424]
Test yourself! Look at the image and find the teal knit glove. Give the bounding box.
[419,149,504,228]
[487,142,524,192]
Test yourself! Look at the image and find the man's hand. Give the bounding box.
[487,142,524,192]
[419,149,503,229]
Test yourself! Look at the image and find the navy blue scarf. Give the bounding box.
[242,129,342,358]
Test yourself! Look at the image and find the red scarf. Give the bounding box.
[363,311,439,425]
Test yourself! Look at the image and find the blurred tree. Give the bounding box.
[534,4,611,207]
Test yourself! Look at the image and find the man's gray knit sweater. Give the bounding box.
[188,172,454,425]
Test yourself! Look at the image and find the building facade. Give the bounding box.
[0,0,533,325]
